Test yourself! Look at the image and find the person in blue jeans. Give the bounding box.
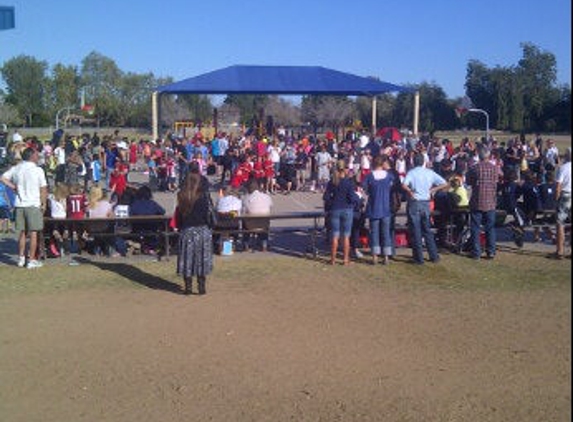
[323,160,359,265]
[466,148,501,259]
[402,153,449,264]
[362,155,396,265]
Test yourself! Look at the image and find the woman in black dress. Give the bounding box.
[176,173,213,295]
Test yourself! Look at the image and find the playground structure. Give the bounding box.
[173,120,216,140]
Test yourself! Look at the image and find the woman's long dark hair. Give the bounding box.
[177,173,202,215]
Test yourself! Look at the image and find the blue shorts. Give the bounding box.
[330,208,353,238]
[0,206,12,220]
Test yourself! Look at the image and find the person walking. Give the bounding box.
[175,173,213,295]
[554,148,571,259]
[1,147,48,268]
[402,153,449,265]
[466,147,501,260]
[323,160,359,265]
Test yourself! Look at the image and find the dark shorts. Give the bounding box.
[0,206,12,220]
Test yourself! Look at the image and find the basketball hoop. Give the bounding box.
[455,106,468,119]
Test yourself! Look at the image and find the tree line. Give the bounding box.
[0,43,570,134]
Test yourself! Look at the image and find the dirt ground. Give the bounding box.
[1,147,571,422]
[0,252,570,422]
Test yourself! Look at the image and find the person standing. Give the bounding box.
[402,153,449,265]
[362,155,396,265]
[175,173,213,295]
[1,147,48,268]
[466,147,501,260]
[323,160,359,265]
[554,148,571,259]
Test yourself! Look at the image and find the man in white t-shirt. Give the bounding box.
[1,147,48,268]
[555,148,571,259]
[242,179,273,251]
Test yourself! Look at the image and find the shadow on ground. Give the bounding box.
[74,256,184,295]
[0,237,17,265]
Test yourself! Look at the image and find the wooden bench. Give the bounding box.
[43,211,325,259]
[212,212,325,256]
[43,215,173,258]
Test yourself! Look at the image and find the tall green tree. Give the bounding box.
[116,72,155,126]
[80,51,122,126]
[1,55,48,126]
[464,42,568,132]
[517,42,557,130]
[465,60,495,121]
[395,83,455,133]
[48,63,80,118]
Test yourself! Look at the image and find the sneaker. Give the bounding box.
[26,259,43,269]
[355,249,364,259]
[17,256,26,267]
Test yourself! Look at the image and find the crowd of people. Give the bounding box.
[0,126,570,281]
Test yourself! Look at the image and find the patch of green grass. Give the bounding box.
[0,252,570,297]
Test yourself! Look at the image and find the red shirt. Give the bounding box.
[129,143,138,164]
[110,164,128,196]
[256,141,267,157]
[264,159,274,178]
[253,161,265,179]
[66,194,87,219]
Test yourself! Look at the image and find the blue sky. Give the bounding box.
[1,0,571,98]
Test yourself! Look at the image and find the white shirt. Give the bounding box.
[267,145,281,163]
[88,200,114,218]
[316,151,332,167]
[556,161,571,194]
[54,146,66,165]
[544,146,560,167]
[2,161,47,208]
[360,154,371,170]
[242,190,273,215]
[217,195,242,214]
[48,194,67,218]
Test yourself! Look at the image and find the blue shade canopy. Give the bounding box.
[157,65,412,96]
[0,6,15,30]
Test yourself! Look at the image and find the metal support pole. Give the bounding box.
[371,96,377,136]
[413,91,420,136]
[152,91,159,140]
[468,108,490,141]
[55,106,73,131]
